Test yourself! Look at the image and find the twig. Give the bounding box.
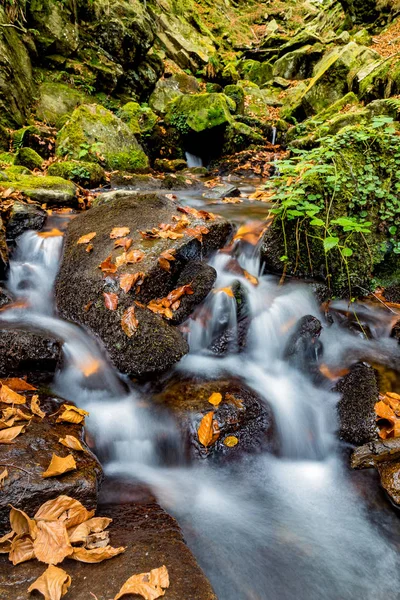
[0,464,31,477]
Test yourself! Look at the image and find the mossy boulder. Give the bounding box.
[118,102,158,135]
[6,175,77,206]
[56,104,149,172]
[165,93,234,133]
[5,165,31,178]
[273,44,325,80]
[27,0,79,55]
[261,123,400,296]
[0,125,9,152]
[149,74,201,114]
[223,85,245,114]
[238,60,273,86]
[354,56,400,102]
[0,152,14,166]
[35,82,91,126]
[222,121,264,155]
[14,147,44,171]
[47,160,106,188]
[11,124,56,160]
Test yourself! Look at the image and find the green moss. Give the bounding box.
[5,165,31,177]
[0,152,15,166]
[107,150,149,172]
[223,85,245,114]
[165,93,234,133]
[222,121,264,154]
[238,60,273,86]
[47,160,105,187]
[14,147,43,170]
[118,102,158,135]
[35,82,90,126]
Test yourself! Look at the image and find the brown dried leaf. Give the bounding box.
[110,227,130,239]
[86,243,94,253]
[56,405,89,425]
[1,377,36,391]
[31,394,46,418]
[81,358,100,377]
[9,533,35,565]
[71,545,125,563]
[0,467,8,487]
[121,306,139,337]
[10,506,37,538]
[103,292,118,311]
[99,255,117,275]
[35,496,94,528]
[0,530,14,553]
[158,257,172,272]
[68,517,112,544]
[33,521,73,565]
[375,400,396,423]
[126,249,145,264]
[27,565,71,600]
[114,565,170,600]
[114,237,133,251]
[2,407,31,422]
[120,273,135,293]
[0,425,25,443]
[42,454,77,479]
[215,287,234,298]
[0,384,26,404]
[59,435,84,452]
[208,392,222,406]
[77,232,96,245]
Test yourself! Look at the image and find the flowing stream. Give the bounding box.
[2,196,400,599]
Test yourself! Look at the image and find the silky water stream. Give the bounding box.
[2,202,400,599]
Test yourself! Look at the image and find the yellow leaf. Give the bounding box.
[58,435,84,451]
[34,496,94,529]
[197,412,220,447]
[114,565,170,600]
[71,545,125,563]
[0,467,8,486]
[2,407,32,422]
[223,435,239,447]
[0,384,26,404]
[0,377,36,391]
[0,424,25,443]
[33,521,73,565]
[208,392,222,406]
[214,287,234,298]
[243,270,259,286]
[56,404,89,425]
[77,232,96,245]
[80,358,100,377]
[10,506,37,538]
[31,394,46,418]
[38,229,63,238]
[68,516,112,544]
[42,454,77,478]
[0,530,14,553]
[27,565,72,600]
[9,533,35,565]
[110,226,130,239]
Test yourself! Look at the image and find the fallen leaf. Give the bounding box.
[59,435,84,452]
[114,237,133,250]
[223,435,239,447]
[68,517,112,544]
[114,565,170,600]
[2,407,31,422]
[121,306,139,337]
[1,378,36,391]
[198,412,220,447]
[103,292,118,310]
[38,229,63,238]
[33,520,73,565]
[42,454,77,478]
[83,301,93,312]
[214,287,234,298]
[10,506,37,538]
[208,392,222,406]
[27,565,71,600]
[77,232,96,245]
[0,468,8,486]
[243,270,259,286]
[185,225,209,242]
[167,284,193,304]
[56,405,89,425]
[81,358,100,377]
[71,545,125,563]
[9,533,35,565]
[31,394,46,418]
[0,384,26,404]
[178,205,215,220]
[375,400,396,423]
[0,530,14,553]
[86,531,110,549]
[99,255,117,276]
[35,496,94,528]
[0,425,25,443]
[225,393,244,409]
[120,272,145,293]
[126,249,145,264]
[86,243,94,253]
[110,227,130,239]
[233,222,265,245]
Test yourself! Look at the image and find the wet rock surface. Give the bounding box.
[56,193,233,377]
[5,201,47,243]
[0,394,103,535]
[155,378,276,459]
[336,363,379,446]
[377,460,400,506]
[0,330,60,378]
[0,478,217,600]
[351,438,400,469]
[283,315,322,374]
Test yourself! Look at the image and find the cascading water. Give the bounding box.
[2,199,400,599]
[185,151,203,168]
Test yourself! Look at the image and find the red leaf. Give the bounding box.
[103,292,118,310]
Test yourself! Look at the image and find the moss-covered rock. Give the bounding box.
[149,74,201,114]
[222,121,264,154]
[354,55,400,102]
[238,60,273,86]
[0,125,9,152]
[0,152,14,166]
[35,82,91,126]
[27,0,79,55]
[118,102,158,135]
[273,44,325,80]
[165,93,234,133]
[261,123,400,295]
[5,165,31,178]
[47,160,105,188]
[14,147,44,171]
[153,158,187,172]
[6,175,77,206]
[223,85,245,114]
[56,104,149,172]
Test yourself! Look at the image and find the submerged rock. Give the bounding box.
[203,183,240,199]
[0,330,60,378]
[283,315,323,374]
[5,201,47,243]
[336,363,378,446]
[0,393,103,535]
[55,193,233,377]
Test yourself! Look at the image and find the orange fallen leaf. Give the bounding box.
[81,358,100,377]
[215,287,234,298]
[121,306,139,337]
[110,227,130,239]
[198,412,220,447]
[120,272,145,293]
[0,384,26,404]
[114,565,170,600]
[86,243,94,253]
[9,533,35,565]
[56,405,89,425]
[243,270,259,286]
[31,394,46,418]
[0,425,25,443]
[42,454,77,478]
[223,435,239,447]
[99,255,117,276]
[58,435,84,452]
[103,292,118,310]
[10,506,37,538]
[38,229,63,238]
[1,378,36,391]
[77,232,96,245]
[27,564,71,599]
[33,520,73,565]
[375,400,396,423]
[71,545,125,563]
[114,237,133,250]
[0,468,8,487]
[34,496,94,528]
[0,530,13,553]
[208,392,222,406]
[68,517,112,544]
[225,393,244,409]
[126,249,145,264]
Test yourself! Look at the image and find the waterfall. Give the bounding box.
[185,151,203,168]
[271,126,277,146]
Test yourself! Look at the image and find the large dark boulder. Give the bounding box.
[56,193,233,377]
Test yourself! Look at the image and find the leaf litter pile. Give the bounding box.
[375,391,400,439]
[197,392,242,448]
